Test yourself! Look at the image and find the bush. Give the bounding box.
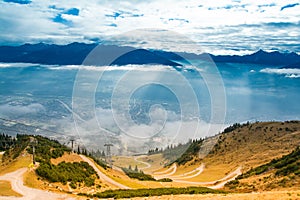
[69,182,77,189]
[122,167,156,181]
[156,178,173,182]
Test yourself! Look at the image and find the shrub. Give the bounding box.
[157,178,173,182]
[122,167,156,181]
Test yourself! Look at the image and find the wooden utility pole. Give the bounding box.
[29,137,38,165]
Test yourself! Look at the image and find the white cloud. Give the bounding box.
[70,105,225,154]
[0,0,300,54]
[0,103,45,117]
[260,68,300,78]
[48,64,175,71]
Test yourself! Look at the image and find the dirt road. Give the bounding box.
[171,164,205,180]
[0,168,74,200]
[173,166,242,189]
[133,156,151,170]
[79,155,130,189]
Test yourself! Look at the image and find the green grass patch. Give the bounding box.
[80,186,226,199]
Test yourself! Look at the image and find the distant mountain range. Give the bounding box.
[0,43,299,67]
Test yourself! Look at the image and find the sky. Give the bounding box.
[0,0,299,55]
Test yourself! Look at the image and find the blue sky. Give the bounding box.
[0,0,299,55]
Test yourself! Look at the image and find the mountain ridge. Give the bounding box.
[0,43,300,67]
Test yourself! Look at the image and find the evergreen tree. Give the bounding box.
[134,165,138,172]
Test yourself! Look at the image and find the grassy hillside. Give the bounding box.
[0,134,106,192]
[205,121,300,170]
[226,146,300,191]
[169,121,300,183]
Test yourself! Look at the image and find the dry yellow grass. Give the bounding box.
[0,180,22,197]
[207,122,300,168]
[0,152,3,162]
[130,121,300,189]
[186,164,237,182]
[50,152,83,165]
[112,156,147,169]
[139,154,166,173]
[188,121,300,182]
[128,190,300,200]
[234,169,300,192]
[104,167,145,189]
[0,152,32,176]
[23,170,46,190]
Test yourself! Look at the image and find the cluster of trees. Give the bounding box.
[173,139,204,165]
[1,133,106,189]
[26,135,71,162]
[122,165,172,182]
[90,149,105,158]
[148,142,191,156]
[148,140,193,165]
[122,166,156,181]
[222,122,252,134]
[84,186,225,199]
[36,161,98,188]
[223,123,242,133]
[2,134,31,161]
[27,135,101,189]
[0,133,16,151]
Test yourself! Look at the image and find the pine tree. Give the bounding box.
[77,145,80,154]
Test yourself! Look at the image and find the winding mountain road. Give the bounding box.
[0,168,73,200]
[172,166,242,189]
[171,164,205,180]
[133,156,151,170]
[79,155,130,189]
[153,164,177,179]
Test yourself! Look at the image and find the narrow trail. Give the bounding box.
[209,167,242,189]
[153,163,176,175]
[79,155,130,189]
[133,156,151,170]
[173,166,242,189]
[0,168,73,200]
[171,164,205,180]
[153,164,177,179]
